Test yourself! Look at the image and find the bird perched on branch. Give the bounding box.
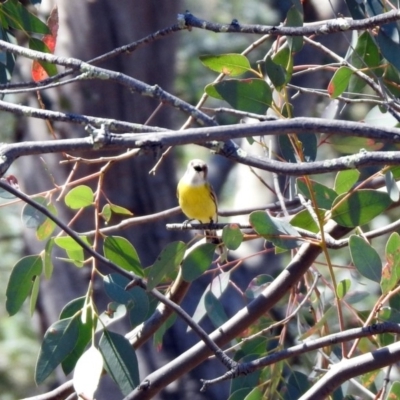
[177,159,218,239]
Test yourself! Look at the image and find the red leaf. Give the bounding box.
[31,6,58,82]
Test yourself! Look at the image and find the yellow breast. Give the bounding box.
[177,181,217,223]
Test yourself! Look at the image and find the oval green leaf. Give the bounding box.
[349,235,382,283]
[182,242,216,282]
[328,66,353,98]
[199,53,252,76]
[331,189,391,227]
[249,211,301,249]
[297,178,338,210]
[65,185,94,209]
[334,169,360,194]
[147,241,186,291]
[222,224,243,250]
[22,196,48,229]
[204,291,228,328]
[103,236,142,276]
[211,78,272,114]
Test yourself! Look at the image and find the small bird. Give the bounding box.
[177,159,218,237]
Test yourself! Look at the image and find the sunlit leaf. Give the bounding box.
[207,78,272,114]
[147,241,186,290]
[328,66,353,98]
[331,190,391,227]
[103,236,143,276]
[337,279,351,299]
[290,209,325,234]
[1,0,50,34]
[65,185,93,209]
[334,169,360,194]
[200,53,252,76]
[73,346,103,400]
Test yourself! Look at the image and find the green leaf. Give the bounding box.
[6,255,43,315]
[334,169,360,194]
[54,236,90,268]
[191,272,230,328]
[328,66,353,98]
[103,274,149,326]
[205,291,228,328]
[284,371,310,399]
[101,204,112,222]
[244,387,263,400]
[1,0,50,34]
[181,243,216,282]
[222,224,243,250]
[60,297,86,320]
[208,78,272,114]
[278,133,317,163]
[349,32,380,93]
[147,241,186,290]
[385,170,400,202]
[265,55,287,88]
[110,203,133,216]
[337,279,351,299]
[65,185,94,209]
[377,22,400,73]
[297,178,338,209]
[28,38,58,77]
[22,196,48,229]
[153,313,177,349]
[99,330,139,396]
[290,209,324,233]
[200,54,252,76]
[35,317,80,384]
[384,63,400,97]
[44,238,54,279]
[387,382,400,399]
[249,211,301,249]
[62,307,96,375]
[382,233,400,294]
[349,235,381,283]
[331,190,391,227]
[285,6,304,52]
[329,134,384,154]
[36,202,57,241]
[103,236,143,276]
[30,275,40,316]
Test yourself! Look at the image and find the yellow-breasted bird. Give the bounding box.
[177,159,218,238]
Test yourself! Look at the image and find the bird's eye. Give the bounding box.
[194,166,203,172]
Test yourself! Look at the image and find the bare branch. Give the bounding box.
[182,10,400,36]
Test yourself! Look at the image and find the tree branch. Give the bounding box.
[182,10,400,36]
